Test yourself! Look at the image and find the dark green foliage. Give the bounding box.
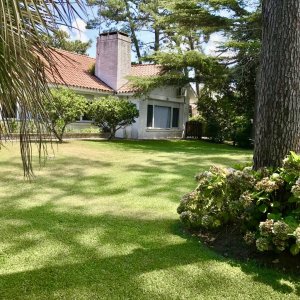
[198,94,229,143]
[198,83,255,148]
[231,116,253,148]
[89,96,139,139]
[205,121,225,143]
[197,3,260,147]
[178,152,300,255]
[130,50,227,96]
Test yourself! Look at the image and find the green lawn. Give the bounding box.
[0,140,299,299]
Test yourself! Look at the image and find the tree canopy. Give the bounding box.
[45,88,87,143]
[44,29,92,55]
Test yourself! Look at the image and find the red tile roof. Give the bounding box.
[46,49,113,92]
[118,64,162,94]
[46,48,161,94]
[131,64,162,77]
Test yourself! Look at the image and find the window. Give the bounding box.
[147,105,153,127]
[77,100,92,122]
[81,112,91,121]
[147,104,180,129]
[154,106,171,128]
[172,108,179,128]
[189,105,193,117]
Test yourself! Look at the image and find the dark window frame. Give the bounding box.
[147,104,180,129]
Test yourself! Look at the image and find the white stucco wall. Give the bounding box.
[115,86,190,139]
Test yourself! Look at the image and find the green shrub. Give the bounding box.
[198,94,230,144]
[197,92,253,147]
[205,119,226,143]
[189,114,205,123]
[178,166,257,229]
[230,116,253,148]
[178,152,300,255]
[45,88,87,142]
[89,96,139,140]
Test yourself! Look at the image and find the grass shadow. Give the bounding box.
[0,140,298,299]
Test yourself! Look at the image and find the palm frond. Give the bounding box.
[0,0,84,177]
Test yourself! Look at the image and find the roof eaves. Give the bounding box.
[48,82,114,94]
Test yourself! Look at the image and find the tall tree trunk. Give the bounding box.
[124,0,142,63]
[253,0,300,169]
[52,127,63,143]
[131,29,142,63]
[108,127,116,140]
[154,27,160,52]
[188,35,200,96]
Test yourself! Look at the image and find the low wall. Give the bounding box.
[7,132,109,141]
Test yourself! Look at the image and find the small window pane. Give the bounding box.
[154,106,171,128]
[81,112,91,121]
[172,108,179,127]
[189,105,193,117]
[147,105,153,127]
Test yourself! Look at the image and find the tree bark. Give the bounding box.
[108,127,116,140]
[154,27,160,52]
[253,0,300,169]
[188,36,200,97]
[124,0,142,63]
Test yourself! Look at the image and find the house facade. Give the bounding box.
[47,32,197,139]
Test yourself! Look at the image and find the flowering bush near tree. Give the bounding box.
[178,152,300,256]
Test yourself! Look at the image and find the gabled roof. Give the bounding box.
[46,48,161,94]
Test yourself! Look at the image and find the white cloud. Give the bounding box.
[204,32,226,56]
[204,32,236,59]
[59,18,89,42]
[59,25,70,34]
[71,18,89,42]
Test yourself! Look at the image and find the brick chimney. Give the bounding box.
[95,32,131,91]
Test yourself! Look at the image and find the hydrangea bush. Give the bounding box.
[178,152,300,255]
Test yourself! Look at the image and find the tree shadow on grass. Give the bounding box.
[124,155,252,203]
[0,142,297,299]
[0,203,299,299]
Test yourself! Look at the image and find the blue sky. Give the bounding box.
[59,5,99,57]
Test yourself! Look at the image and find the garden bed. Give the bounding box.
[191,225,300,275]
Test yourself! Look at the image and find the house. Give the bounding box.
[48,32,197,139]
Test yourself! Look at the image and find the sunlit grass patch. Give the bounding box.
[0,140,299,299]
